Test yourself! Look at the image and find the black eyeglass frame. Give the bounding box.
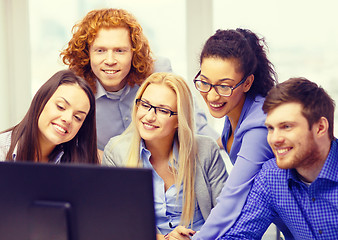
[193,70,247,97]
[135,99,178,117]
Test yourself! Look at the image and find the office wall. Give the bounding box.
[0,0,9,130]
[0,0,31,130]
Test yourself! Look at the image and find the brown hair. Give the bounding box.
[60,8,154,93]
[263,77,335,140]
[3,70,99,163]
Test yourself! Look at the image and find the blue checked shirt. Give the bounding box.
[221,139,338,240]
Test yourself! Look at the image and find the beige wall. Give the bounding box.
[0,0,31,130]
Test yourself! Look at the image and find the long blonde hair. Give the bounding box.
[126,72,197,226]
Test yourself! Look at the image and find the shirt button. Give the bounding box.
[319,230,323,234]
[125,117,129,121]
[312,197,316,202]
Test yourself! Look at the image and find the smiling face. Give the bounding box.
[265,102,321,170]
[136,83,178,145]
[199,57,252,120]
[38,84,90,152]
[89,27,133,92]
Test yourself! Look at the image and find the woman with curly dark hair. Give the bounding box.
[191,29,280,240]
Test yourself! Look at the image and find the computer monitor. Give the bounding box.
[0,161,156,240]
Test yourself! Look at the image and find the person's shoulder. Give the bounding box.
[246,95,266,118]
[154,56,172,72]
[102,132,132,166]
[195,135,223,165]
[104,132,132,151]
[253,158,290,201]
[196,134,219,148]
[332,138,338,151]
[258,158,287,180]
[253,94,266,103]
[0,131,12,146]
[0,131,12,161]
[261,158,278,170]
[239,95,267,130]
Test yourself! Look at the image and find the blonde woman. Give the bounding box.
[102,72,227,239]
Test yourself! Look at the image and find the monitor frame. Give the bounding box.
[0,161,156,240]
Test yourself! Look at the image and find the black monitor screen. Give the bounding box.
[0,161,156,240]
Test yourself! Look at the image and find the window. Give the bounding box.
[29,0,186,94]
[213,0,338,135]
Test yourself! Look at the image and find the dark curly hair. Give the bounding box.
[60,8,154,93]
[200,28,277,97]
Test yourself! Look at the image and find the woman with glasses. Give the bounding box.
[102,72,228,239]
[192,29,278,240]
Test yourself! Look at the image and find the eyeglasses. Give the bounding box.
[193,70,247,97]
[135,99,177,118]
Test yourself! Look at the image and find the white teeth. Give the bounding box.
[277,148,289,154]
[210,103,224,108]
[54,124,66,133]
[104,70,117,74]
[144,123,156,129]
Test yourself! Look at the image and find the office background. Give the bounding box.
[1,0,338,136]
[1,1,337,238]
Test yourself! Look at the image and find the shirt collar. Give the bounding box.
[317,139,338,182]
[54,151,64,164]
[140,140,152,169]
[223,94,257,139]
[237,94,255,125]
[287,169,300,184]
[95,80,107,99]
[95,79,131,100]
[287,139,338,184]
[172,140,179,165]
[139,139,179,168]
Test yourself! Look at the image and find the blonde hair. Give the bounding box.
[126,72,197,226]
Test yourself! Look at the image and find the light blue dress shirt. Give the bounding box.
[102,132,228,236]
[221,139,338,240]
[96,82,137,150]
[193,95,274,240]
[140,140,204,235]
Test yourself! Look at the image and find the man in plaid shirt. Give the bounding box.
[221,77,338,240]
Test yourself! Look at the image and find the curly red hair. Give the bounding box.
[60,8,154,93]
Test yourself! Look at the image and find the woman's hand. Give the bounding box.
[164,226,196,240]
[157,233,167,240]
